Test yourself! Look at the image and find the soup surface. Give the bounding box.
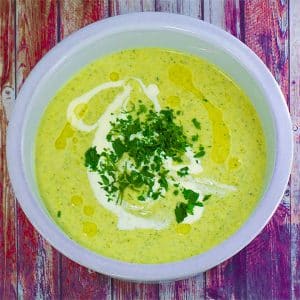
[36,48,266,263]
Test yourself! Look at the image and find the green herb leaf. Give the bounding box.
[175,202,188,223]
[85,146,100,171]
[177,166,189,177]
[203,194,212,201]
[137,104,147,115]
[182,188,199,203]
[101,175,110,185]
[57,211,61,218]
[194,145,205,158]
[191,134,199,142]
[112,138,126,158]
[192,118,201,129]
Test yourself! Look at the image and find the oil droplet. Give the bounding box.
[71,195,83,206]
[72,137,78,144]
[74,103,88,118]
[169,64,230,164]
[83,222,98,237]
[110,72,120,81]
[83,205,95,216]
[176,223,191,235]
[166,95,181,107]
[228,157,241,170]
[55,123,75,150]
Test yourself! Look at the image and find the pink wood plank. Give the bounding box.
[109,0,155,14]
[58,2,111,298]
[15,1,61,299]
[242,2,290,299]
[59,0,109,38]
[0,1,17,299]
[153,1,206,298]
[290,0,300,298]
[205,1,290,299]
[112,280,159,300]
[108,2,161,300]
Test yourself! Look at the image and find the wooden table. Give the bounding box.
[0,1,299,299]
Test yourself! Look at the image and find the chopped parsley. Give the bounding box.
[57,210,61,218]
[191,134,199,142]
[85,107,189,205]
[175,202,188,223]
[84,104,210,223]
[177,166,189,177]
[194,145,205,158]
[192,118,201,129]
[203,194,212,201]
[85,147,100,171]
[174,191,212,223]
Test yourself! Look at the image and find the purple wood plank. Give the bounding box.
[205,1,290,299]
[16,1,61,299]
[0,1,17,299]
[243,2,290,298]
[290,0,300,299]
[108,2,161,300]
[58,1,111,298]
[152,1,206,298]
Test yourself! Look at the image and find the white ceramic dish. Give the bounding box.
[6,12,293,282]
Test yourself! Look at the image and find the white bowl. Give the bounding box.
[6,12,293,282]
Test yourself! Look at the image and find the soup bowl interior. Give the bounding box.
[7,13,292,282]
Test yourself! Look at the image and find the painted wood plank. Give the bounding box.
[0,1,17,299]
[243,2,290,299]
[107,2,161,300]
[153,1,206,299]
[203,3,248,298]
[58,1,112,299]
[109,0,155,15]
[15,1,61,299]
[205,1,290,299]
[59,0,109,38]
[290,0,300,299]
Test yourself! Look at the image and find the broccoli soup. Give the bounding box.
[36,48,266,263]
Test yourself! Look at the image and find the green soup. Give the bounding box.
[36,48,266,263]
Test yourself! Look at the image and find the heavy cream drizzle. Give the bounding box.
[67,78,236,230]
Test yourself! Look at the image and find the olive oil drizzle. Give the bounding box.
[168,64,230,164]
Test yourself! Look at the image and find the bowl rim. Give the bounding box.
[6,12,293,282]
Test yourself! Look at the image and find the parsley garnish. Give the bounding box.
[84,104,210,223]
[194,145,205,158]
[174,189,206,223]
[85,146,100,171]
[191,134,199,142]
[192,118,201,129]
[177,166,189,177]
[85,108,189,205]
[203,194,212,201]
[175,202,188,223]
[57,211,61,218]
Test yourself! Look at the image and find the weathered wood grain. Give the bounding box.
[109,0,155,15]
[243,2,290,299]
[58,2,112,299]
[0,1,17,299]
[204,4,247,298]
[0,1,296,299]
[205,1,290,299]
[153,2,206,299]
[108,2,161,300]
[290,0,300,299]
[15,1,61,299]
[59,0,109,38]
